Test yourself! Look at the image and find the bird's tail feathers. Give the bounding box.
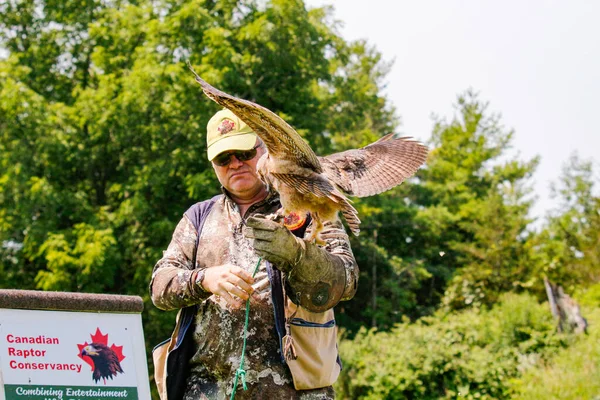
[324,188,360,235]
[340,200,361,236]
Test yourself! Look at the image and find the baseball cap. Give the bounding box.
[206,109,258,161]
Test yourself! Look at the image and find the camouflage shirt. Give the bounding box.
[151,191,358,399]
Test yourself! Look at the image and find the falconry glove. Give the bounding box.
[244,215,346,312]
[244,216,304,270]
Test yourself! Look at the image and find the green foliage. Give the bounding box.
[510,306,600,399]
[416,91,540,311]
[336,293,567,400]
[576,282,600,308]
[36,223,119,292]
[533,154,600,293]
[336,91,544,330]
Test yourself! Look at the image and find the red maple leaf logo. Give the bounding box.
[77,328,126,371]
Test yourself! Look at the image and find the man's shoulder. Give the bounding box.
[184,195,223,229]
[185,194,223,211]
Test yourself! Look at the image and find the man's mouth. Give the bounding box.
[230,171,250,178]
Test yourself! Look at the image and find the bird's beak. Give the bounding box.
[82,346,98,356]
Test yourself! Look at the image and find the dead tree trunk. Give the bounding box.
[544,277,588,334]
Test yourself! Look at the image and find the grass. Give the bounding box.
[510,306,600,399]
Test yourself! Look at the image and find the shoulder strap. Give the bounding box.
[165,195,221,400]
[268,213,312,363]
[184,194,222,267]
[174,194,221,347]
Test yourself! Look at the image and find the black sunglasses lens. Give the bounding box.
[213,148,257,166]
[214,153,231,166]
[236,148,257,161]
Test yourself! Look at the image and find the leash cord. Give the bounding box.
[230,257,262,400]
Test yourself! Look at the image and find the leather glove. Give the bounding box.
[245,215,351,312]
[243,215,305,272]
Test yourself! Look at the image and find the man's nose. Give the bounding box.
[229,155,244,168]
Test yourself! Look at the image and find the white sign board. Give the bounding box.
[0,308,151,400]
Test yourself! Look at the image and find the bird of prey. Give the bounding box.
[81,343,124,384]
[189,67,428,242]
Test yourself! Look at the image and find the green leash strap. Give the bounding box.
[230,257,262,400]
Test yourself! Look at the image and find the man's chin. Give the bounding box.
[227,179,257,194]
[228,175,252,187]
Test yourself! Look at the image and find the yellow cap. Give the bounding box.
[206,109,257,161]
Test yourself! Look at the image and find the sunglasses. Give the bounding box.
[213,145,260,167]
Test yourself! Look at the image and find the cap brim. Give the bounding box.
[207,133,257,161]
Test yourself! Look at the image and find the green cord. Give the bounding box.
[230,257,262,400]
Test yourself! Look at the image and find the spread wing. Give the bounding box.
[189,65,322,173]
[319,134,428,197]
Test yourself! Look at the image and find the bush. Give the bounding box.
[576,283,600,308]
[336,293,567,399]
[509,305,600,399]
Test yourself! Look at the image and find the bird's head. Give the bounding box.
[81,345,99,357]
[81,343,109,358]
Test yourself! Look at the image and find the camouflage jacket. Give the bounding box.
[151,191,358,399]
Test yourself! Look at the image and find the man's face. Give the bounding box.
[211,142,266,199]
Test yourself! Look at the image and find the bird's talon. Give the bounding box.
[265,211,284,223]
[314,237,326,246]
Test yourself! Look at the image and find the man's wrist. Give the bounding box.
[194,269,208,292]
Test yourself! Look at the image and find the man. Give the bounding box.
[151,109,358,399]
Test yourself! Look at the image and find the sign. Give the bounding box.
[0,308,150,400]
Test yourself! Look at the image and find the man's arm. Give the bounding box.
[151,215,256,311]
[150,216,211,311]
[288,219,358,311]
[244,217,359,313]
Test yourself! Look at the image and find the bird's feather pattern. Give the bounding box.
[319,135,429,197]
[271,172,337,200]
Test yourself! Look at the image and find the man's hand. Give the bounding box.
[201,264,255,308]
[243,216,304,271]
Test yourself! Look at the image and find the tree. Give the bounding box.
[335,91,541,330]
[415,91,540,311]
[535,154,600,290]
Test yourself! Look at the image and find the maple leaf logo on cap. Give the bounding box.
[217,119,235,135]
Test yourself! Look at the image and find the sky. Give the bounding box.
[305,0,600,222]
